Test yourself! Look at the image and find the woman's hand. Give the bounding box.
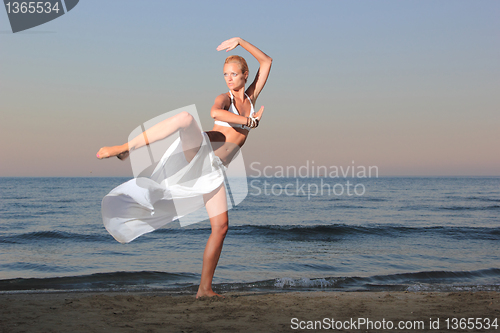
[247,106,265,129]
[216,37,242,52]
[254,106,264,121]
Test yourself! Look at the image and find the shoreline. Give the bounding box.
[1,291,499,332]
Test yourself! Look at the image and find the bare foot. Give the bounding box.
[96,144,128,160]
[196,289,224,299]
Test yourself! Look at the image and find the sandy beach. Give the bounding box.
[1,291,499,332]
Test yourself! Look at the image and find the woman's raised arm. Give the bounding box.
[217,37,272,104]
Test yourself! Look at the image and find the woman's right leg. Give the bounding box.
[196,184,229,298]
[96,111,202,162]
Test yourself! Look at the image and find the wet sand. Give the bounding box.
[1,291,499,332]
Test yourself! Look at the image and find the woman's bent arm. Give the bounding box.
[210,94,264,125]
[210,94,248,125]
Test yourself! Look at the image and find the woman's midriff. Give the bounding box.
[206,125,249,165]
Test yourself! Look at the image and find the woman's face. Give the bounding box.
[223,63,247,90]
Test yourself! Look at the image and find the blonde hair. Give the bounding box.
[224,55,249,78]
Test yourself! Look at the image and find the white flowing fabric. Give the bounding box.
[102,132,226,243]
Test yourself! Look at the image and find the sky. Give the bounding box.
[1,0,499,177]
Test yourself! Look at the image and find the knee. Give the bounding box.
[177,111,194,128]
[212,222,228,238]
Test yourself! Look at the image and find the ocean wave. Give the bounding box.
[10,202,49,209]
[437,205,500,211]
[2,268,499,293]
[1,262,77,273]
[2,224,499,245]
[0,271,199,292]
[466,196,500,203]
[228,225,500,241]
[0,231,110,244]
[399,204,500,212]
[260,268,500,292]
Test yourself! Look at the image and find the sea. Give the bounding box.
[0,176,499,294]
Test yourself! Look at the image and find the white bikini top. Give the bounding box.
[214,91,255,131]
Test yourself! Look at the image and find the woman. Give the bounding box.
[96,37,272,298]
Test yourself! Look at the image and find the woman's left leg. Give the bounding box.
[196,184,228,298]
[96,111,202,161]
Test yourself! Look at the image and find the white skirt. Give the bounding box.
[101,132,226,243]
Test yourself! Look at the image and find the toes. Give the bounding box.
[96,147,110,159]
